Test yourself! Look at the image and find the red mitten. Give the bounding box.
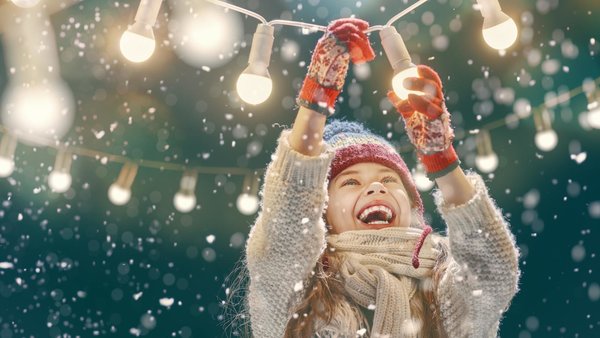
[297,18,375,116]
[387,65,459,178]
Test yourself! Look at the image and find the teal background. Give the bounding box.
[0,0,599,337]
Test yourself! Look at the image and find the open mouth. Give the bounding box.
[357,204,395,225]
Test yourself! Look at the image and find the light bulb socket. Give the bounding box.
[248,24,275,68]
[179,169,198,194]
[242,172,260,195]
[477,0,503,19]
[534,109,553,132]
[379,26,413,73]
[134,0,163,26]
[127,20,155,39]
[0,133,18,159]
[53,148,72,174]
[476,130,494,156]
[115,162,138,190]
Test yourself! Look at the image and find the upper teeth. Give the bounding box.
[359,205,393,223]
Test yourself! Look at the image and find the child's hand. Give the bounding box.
[387,65,459,178]
[297,18,375,116]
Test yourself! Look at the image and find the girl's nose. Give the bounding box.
[365,182,387,195]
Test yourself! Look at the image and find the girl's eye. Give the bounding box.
[341,178,359,187]
[381,176,399,183]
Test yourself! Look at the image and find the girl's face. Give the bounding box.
[326,162,412,234]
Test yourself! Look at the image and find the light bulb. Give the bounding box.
[475,153,499,173]
[478,0,518,50]
[379,26,424,100]
[120,23,155,63]
[482,16,518,50]
[391,66,424,100]
[108,183,132,205]
[236,193,259,215]
[0,157,15,178]
[173,192,196,213]
[535,130,558,152]
[1,81,75,146]
[412,169,434,192]
[10,0,41,8]
[168,4,243,68]
[236,24,275,105]
[48,171,72,193]
[237,70,273,105]
[120,0,163,62]
[587,101,600,129]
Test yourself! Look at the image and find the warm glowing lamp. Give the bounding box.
[108,162,138,205]
[380,26,424,100]
[533,109,558,152]
[475,130,499,173]
[477,0,518,50]
[120,0,163,62]
[236,24,275,105]
[48,149,73,193]
[173,170,197,213]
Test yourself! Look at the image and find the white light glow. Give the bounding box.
[535,130,558,152]
[120,28,155,63]
[0,157,15,178]
[392,66,425,100]
[48,171,72,193]
[482,17,518,50]
[108,184,132,205]
[475,153,499,173]
[236,73,273,105]
[173,192,196,213]
[236,193,259,215]
[413,170,434,192]
[1,81,75,146]
[588,107,600,129]
[10,0,41,8]
[169,6,243,68]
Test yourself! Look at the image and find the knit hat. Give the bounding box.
[323,120,424,215]
[323,120,432,268]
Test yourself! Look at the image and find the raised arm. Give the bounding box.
[245,19,374,338]
[388,66,520,335]
[290,18,374,157]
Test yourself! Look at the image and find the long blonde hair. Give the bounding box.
[284,229,451,337]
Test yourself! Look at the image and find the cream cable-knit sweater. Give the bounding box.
[245,130,520,337]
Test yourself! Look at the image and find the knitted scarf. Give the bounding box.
[326,227,438,338]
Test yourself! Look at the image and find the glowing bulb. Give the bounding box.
[119,0,162,62]
[237,71,273,105]
[1,81,75,146]
[380,26,424,100]
[535,130,558,152]
[173,192,196,213]
[0,158,15,178]
[482,16,518,50]
[478,0,518,50]
[236,193,259,215]
[108,183,132,205]
[475,153,499,173]
[173,170,197,213]
[587,103,600,129]
[391,66,425,100]
[120,24,155,63]
[10,0,41,8]
[236,24,275,105]
[48,171,72,193]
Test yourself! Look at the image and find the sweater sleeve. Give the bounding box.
[433,172,520,337]
[245,129,334,338]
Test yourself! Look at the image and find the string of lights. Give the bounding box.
[0,0,599,214]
